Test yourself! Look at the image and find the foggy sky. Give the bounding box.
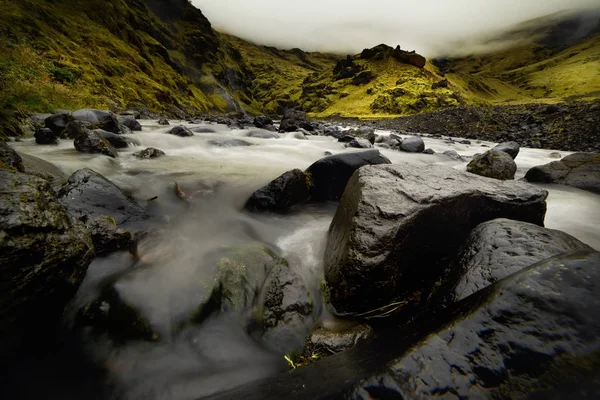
[193,0,599,56]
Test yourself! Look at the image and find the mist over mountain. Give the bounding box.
[195,0,600,55]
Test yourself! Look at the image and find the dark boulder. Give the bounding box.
[74,129,118,158]
[247,129,280,139]
[423,148,435,154]
[325,163,548,315]
[44,112,73,136]
[524,152,600,194]
[337,135,356,143]
[245,169,310,213]
[279,109,309,133]
[168,125,194,137]
[158,118,170,125]
[34,128,59,145]
[208,138,253,147]
[305,150,391,202]
[73,109,125,134]
[467,149,517,180]
[118,116,142,131]
[254,115,273,129]
[134,147,165,159]
[348,138,373,149]
[323,126,345,139]
[85,216,133,257]
[399,135,425,153]
[437,218,592,304]
[94,129,140,148]
[0,170,95,357]
[0,142,24,171]
[57,168,150,227]
[492,141,520,159]
[63,120,92,139]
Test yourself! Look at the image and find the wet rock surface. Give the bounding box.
[117,116,142,131]
[525,152,600,194]
[399,135,425,153]
[74,129,119,158]
[0,142,24,171]
[134,147,165,159]
[325,163,548,315]
[168,125,194,137]
[245,169,310,213]
[85,216,133,257]
[467,149,517,180]
[492,141,520,159]
[72,109,127,135]
[57,168,150,227]
[34,128,59,145]
[247,129,281,139]
[94,129,139,148]
[44,112,73,136]
[437,218,593,304]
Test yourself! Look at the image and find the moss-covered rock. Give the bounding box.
[0,142,24,172]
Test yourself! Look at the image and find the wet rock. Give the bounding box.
[399,135,425,153]
[305,150,391,202]
[44,112,73,136]
[57,168,150,226]
[19,153,66,183]
[307,323,374,353]
[254,115,273,128]
[325,163,548,315]
[168,125,194,137]
[134,147,165,159]
[353,126,376,144]
[437,218,592,304]
[260,261,314,354]
[492,141,520,159]
[348,138,373,149]
[247,129,280,139]
[0,142,24,171]
[208,138,252,147]
[74,129,118,158]
[118,116,142,131]
[280,109,311,132]
[245,169,310,213]
[443,149,464,161]
[323,126,345,139]
[73,109,126,134]
[0,170,95,356]
[467,149,517,180]
[525,152,600,194]
[34,128,59,145]
[157,118,170,125]
[549,152,562,159]
[263,124,277,132]
[29,113,53,129]
[85,216,133,257]
[337,135,356,143]
[94,129,140,148]
[63,120,93,139]
[423,148,435,154]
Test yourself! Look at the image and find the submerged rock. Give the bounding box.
[245,169,310,213]
[492,141,520,159]
[467,149,517,180]
[0,170,95,356]
[325,163,548,315]
[85,216,133,257]
[209,138,253,147]
[525,152,600,194]
[57,168,149,226]
[74,129,118,158]
[437,218,592,304]
[399,135,425,153]
[34,128,59,145]
[168,125,194,137]
[134,147,165,159]
[247,129,280,139]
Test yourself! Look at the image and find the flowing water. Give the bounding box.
[8,121,600,399]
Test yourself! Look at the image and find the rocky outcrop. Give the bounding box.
[325,163,548,315]
[437,218,592,304]
[34,128,59,145]
[44,112,73,136]
[134,147,166,159]
[85,216,133,257]
[492,141,520,159]
[74,129,119,158]
[168,125,194,137]
[57,168,150,227]
[94,129,140,148]
[524,152,600,194]
[0,170,95,356]
[245,169,310,213]
[399,135,425,153]
[305,150,391,202]
[467,149,517,180]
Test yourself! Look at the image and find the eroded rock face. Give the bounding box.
[437,218,593,304]
[0,170,95,356]
[57,168,149,227]
[245,169,310,213]
[467,149,517,180]
[325,163,548,315]
[525,152,600,194]
[74,129,118,158]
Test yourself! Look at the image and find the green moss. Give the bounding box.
[102,215,117,227]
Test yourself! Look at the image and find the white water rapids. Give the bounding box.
[9,121,600,399]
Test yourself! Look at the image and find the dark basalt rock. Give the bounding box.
[245,169,310,213]
[158,118,170,126]
[117,115,142,131]
[399,135,425,153]
[208,138,253,147]
[0,142,24,171]
[73,109,126,134]
[168,125,194,137]
[85,216,133,257]
[254,115,274,129]
[492,141,520,159]
[524,152,600,194]
[34,128,59,145]
[305,150,391,202]
[57,168,150,227]
[348,138,373,149]
[323,126,345,139]
[94,129,140,148]
[63,120,93,139]
[437,218,592,304]
[337,135,356,143]
[325,163,548,315]
[74,129,118,158]
[279,109,311,133]
[467,149,517,180]
[134,147,166,159]
[423,148,435,154]
[0,170,95,357]
[44,112,73,136]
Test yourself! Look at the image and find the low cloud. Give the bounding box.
[193,0,599,56]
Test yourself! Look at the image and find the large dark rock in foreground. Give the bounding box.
[525,152,600,194]
[437,218,593,304]
[74,129,118,158]
[0,170,95,357]
[209,250,600,400]
[305,150,391,202]
[245,169,310,213]
[467,149,517,180]
[57,168,149,226]
[325,163,548,315]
